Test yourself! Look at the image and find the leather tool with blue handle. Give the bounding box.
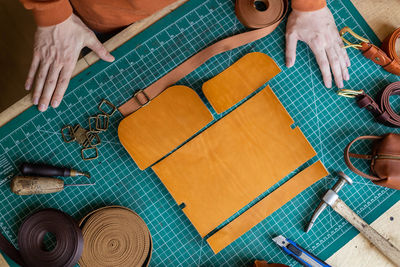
[272,235,331,267]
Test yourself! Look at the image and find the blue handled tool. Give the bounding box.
[272,235,331,267]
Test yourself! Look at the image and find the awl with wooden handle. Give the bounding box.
[10,176,94,195]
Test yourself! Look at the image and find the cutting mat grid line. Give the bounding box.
[0,0,399,266]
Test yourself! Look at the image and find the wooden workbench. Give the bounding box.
[0,0,399,266]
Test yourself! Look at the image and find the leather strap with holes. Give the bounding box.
[0,209,83,267]
[356,81,400,127]
[359,27,400,75]
[118,0,288,116]
[78,206,152,267]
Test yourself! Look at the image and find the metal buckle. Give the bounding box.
[95,114,109,132]
[98,99,117,117]
[337,89,365,98]
[339,26,370,49]
[81,146,99,161]
[61,125,76,143]
[133,90,150,106]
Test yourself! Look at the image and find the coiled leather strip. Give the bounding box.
[118,0,288,116]
[0,208,83,267]
[356,81,400,127]
[78,206,152,267]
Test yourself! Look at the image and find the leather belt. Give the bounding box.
[338,81,400,127]
[340,27,400,76]
[78,206,152,267]
[0,209,83,267]
[118,0,288,116]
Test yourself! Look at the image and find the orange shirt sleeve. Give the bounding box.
[292,0,327,11]
[20,0,73,26]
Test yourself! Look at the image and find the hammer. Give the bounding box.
[306,171,400,266]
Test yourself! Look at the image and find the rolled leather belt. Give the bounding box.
[118,0,288,116]
[359,28,400,76]
[0,208,83,267]
[356,81,400,127]
[78,206,152,267]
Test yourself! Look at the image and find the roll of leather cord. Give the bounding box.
[78,206,152,267]
[0,208,83,267]
[118,0,288,116]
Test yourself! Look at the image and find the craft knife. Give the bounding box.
[272,235,331,267]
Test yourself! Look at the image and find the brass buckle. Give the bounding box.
[339,26,370,49]
[61,125,76,143]
[133,90,150,106]
[337,89,365,98]
[61,99,116,161]
[81,146,99,161]
[98,99,117,117]
[95,114,109,132]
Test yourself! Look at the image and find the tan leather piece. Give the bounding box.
[152,86,316,237]
[202,52,280,113]
[359,28,400,76]
[206,161,328,253]
[118,0,288,116]
[118,85,213,170]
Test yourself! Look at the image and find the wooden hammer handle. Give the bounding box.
[332,198,400,266]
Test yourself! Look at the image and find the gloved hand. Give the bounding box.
[25,13,115,112]
[285,6,350,88]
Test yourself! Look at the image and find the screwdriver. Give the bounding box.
[20,163,90,178]
[10,176,95,195]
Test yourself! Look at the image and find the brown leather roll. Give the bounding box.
[0,208,83,267]
[78,206,152,267]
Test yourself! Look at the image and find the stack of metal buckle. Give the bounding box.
[61,99,117,160]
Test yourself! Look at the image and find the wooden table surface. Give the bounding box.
[0,0,399,266]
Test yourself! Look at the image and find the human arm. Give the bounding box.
[20,0,114,111]
[285,0,350,88]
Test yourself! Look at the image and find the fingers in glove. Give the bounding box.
[309,43,332,88]
[326,46,344,88]
[285,31,298,67]
[334,43,349,81]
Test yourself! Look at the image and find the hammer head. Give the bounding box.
[305,172,353,233]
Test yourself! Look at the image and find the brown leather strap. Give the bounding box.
[78,206,152,267]
[359,27,400,75]
[344,135,383,181]
[0,209,83,267]
[356,81,400,127]
[118,0,288,116]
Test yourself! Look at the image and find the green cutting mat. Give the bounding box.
[1,0,400,266]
